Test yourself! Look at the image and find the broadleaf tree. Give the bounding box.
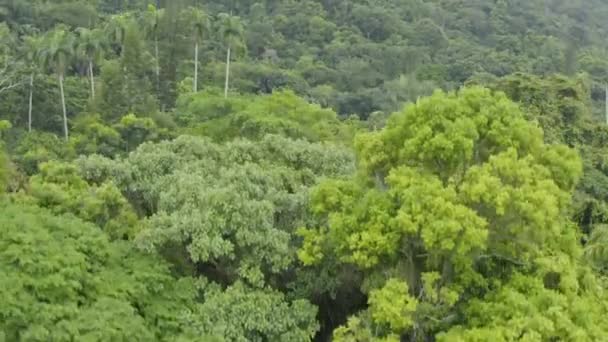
[298,87,605,340]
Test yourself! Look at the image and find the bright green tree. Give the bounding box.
[20,160,139,240]
[69,115,122,157]
[115,113,165,152]
[470,73,608,237]
[298,87,595,340]
[177,90,361,144]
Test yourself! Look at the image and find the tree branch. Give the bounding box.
[476,253,528,267]
[0,64,24,94]
[0,80,24,94]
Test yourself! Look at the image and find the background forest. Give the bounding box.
[2,0,608,341]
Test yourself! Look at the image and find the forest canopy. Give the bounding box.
[2,0,608,341]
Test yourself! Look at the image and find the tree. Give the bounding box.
[105,13,131,58]
[23,33,43,132]
[298,87,591,340]
[176,89,360,144]
[0,201,200,341]
[184,281,319,341]
[70,115,122,157]
[39,26,75,140]
[217,13,244,99]
[0,149,6,194]
[11,131,76,175]
[115,113,165,152]
[75,134,344,340]
[141,4,165,95]
[0,23,24,96]
[185,7,210,93]
[471,73,608,237]
[0,120,10,193]
[76,27,106,99]
[105,134,354,282]
[0,61,23,95]
[23,160,139,240]
[98,16,157,121]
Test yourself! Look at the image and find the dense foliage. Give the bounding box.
[3,0,608,341]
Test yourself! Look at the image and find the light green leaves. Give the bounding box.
[24,160,139,240]
[438,273,608,341]
[388,166,488,263]
[178,90,360,144]
[356,87,544,181]
[0,120,10,137]
[459,148,576,264]
[299,87,585,340]
[369,279,418,333]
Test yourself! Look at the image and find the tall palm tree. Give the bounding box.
[142,5,165,94]
[105,13,131,57]
[76,27,106,99]
[217,13,244,99]
[23,33,43,132]
[187,7,209,93]
[39,26,75,140]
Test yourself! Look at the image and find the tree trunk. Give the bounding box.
[194,41,199,92]
[28,73,33,132]
[89,60,95,99]
[59,73,69,140]
[155,36,160,95]
[605,84,608,125]
[224,46,231,99]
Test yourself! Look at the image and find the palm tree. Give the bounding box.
[217,13,244,99]
[76,27,106,99]
[186,7,209,93]
[23,33,43,132]
[142,5,165,94]
[39,26,75,140]
[105,13,131,57]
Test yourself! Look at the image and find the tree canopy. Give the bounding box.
[4,0,608,341]
[299,87,602,340]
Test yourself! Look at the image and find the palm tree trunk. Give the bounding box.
[28,73,33,132]
[59,73,68,140]
[605,84,608,125]
[155,36,160,94]
[88,60,95,99]
[194,41,199,92]
[224,46,231,99]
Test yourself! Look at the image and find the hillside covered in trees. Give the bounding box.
[3,0,608,341]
